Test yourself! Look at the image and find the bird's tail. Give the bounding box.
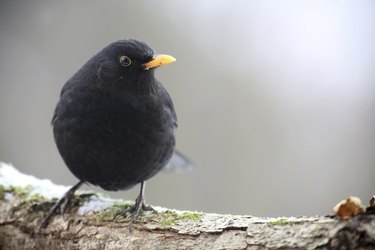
[163,150,196,172]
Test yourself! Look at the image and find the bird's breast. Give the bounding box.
[54,89,176,190]
[56,89,175,153]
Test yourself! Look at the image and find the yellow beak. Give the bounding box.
[142,54,176,70]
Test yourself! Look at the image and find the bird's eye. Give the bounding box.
[119,55,132,67]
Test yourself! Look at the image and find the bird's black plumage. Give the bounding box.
[40,39,182,230]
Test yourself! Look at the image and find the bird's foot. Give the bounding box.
[39,181,84,232]
[78,192,97,200]
[113,194,157,232]
[33,200,57,212]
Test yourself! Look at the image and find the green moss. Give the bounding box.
[71,195,85,206]
[157,211,180,226]
[18,199,32,208]
[0,185,5,199]
[2,185,49,206]
[71,193,98,206]
[156,211,203,227]
[32,201,56,213]
[94,202,133,222]
[267,218,294,226]
[29,193,47,202]
[94,206,203,228]
[178,211,203,221]
[5,185,33,198]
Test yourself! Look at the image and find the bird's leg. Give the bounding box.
[130,182,157,220]
[113,181,157,232]
[39,180,84,231]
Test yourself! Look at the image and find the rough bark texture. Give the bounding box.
[0,167,374,249]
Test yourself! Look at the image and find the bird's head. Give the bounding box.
[93,39,175,92]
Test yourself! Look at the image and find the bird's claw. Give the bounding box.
[38,181,84,232]
[78,193,97,199]
[39,195,70,232]
[113,195,157,232]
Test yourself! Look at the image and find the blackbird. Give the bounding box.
[40,39,186,230]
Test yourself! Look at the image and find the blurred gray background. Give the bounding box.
[1,0,374,217]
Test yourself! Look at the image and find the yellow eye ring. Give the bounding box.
[119,55,132,67]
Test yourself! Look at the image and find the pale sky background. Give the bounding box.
[0,0,374,217]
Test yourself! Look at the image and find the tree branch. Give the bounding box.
[0,163,374,249]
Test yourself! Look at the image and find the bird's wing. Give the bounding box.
[163,150,196,172]
[160,86,178,129]
[51,99,63,126]
[51,75,79,126]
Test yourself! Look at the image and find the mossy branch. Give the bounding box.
[0,163,374,249]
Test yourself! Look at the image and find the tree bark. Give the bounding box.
[0,165,374,249]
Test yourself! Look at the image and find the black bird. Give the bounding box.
[40,39,187,230]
